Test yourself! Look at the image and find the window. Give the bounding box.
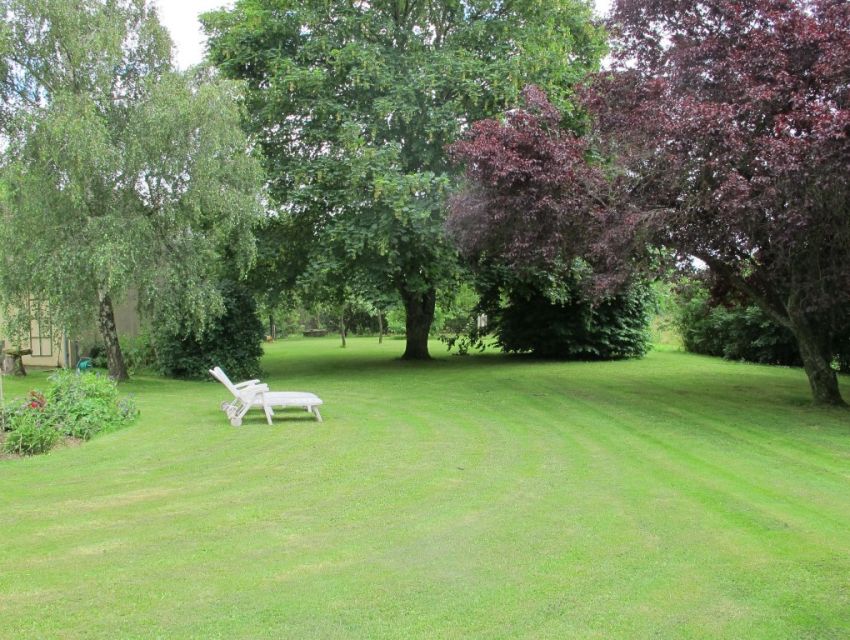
[28,298,53,357]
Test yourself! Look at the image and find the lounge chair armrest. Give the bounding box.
[234,379,262,389]
[240,383,269,394]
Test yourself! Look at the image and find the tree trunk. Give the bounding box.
[400,287,436,360]
[788,303,844,406]
[97,291,129,381]
[340,311,347,348]
[718,262,845,407]
[269,314,276,340]
[378,312,384,344]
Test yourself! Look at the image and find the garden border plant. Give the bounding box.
[1,370,138,457]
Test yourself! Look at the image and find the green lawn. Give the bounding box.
[1,338,849,639]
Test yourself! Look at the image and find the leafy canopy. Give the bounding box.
[203,0,607,357]
[0,0,265,359]
[587,0,850,404]
[448,85,620,285]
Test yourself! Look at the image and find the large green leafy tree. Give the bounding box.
[203,0,606,359]
[0,0,265,380]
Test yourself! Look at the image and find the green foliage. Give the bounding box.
[340,306,381,336]
[119,332,158,375]
[386,306,407,336]
[45,370,138,440]
[2,406,59,456]
[675,283,803,367]
[1,373,136,455]
[203,0,606,357]
[675,280,850,372]
[385,283,479,337]
[90,333,158,374]
[0,404,14,432]
[296,279,391,345]
[153,281,265,381]
[272,307,305,339]
[0,0,265,379]
[87,346,107,370]
[491,280,653,360]
[436,283,480,335]
[648,279,680,344]
[449,261,652,360]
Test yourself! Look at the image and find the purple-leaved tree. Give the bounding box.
[447,86,638,291]
[586,0,850,405]
[449,2,850,405]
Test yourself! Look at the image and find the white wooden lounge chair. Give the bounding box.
[209,366,323,426]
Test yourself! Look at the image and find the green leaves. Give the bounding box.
[0,1,265,361]
[204,0,605,355]
[1,370,137,455]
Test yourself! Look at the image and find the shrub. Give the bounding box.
[492,280,653,360]
[675,283,803,366]
[45,370,138,440]
[87,344,107,369]
[271,306,304,338]
[0,371,138,455]
[121,332,157,375]
[343,307,381,335]
[386,306,407,335]
[1,373,138,456]
[3,407,59,455]
[85,332,157,374]
[444,262,653,360]
[676,283,850,370]
[3,391,57,455]
[153,280,265,380]
[438,283,480,335]
[0,404,14,432]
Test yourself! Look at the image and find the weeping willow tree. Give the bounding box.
[0,0,265,380]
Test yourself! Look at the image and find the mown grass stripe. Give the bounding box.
[1,337,849,638]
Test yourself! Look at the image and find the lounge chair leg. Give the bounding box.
[313,407,322,422]
[264,404,274,425]
[231,404,249,427]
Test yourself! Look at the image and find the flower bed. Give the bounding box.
[0,371,138,457]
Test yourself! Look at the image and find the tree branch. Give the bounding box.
[698,254,792,328]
